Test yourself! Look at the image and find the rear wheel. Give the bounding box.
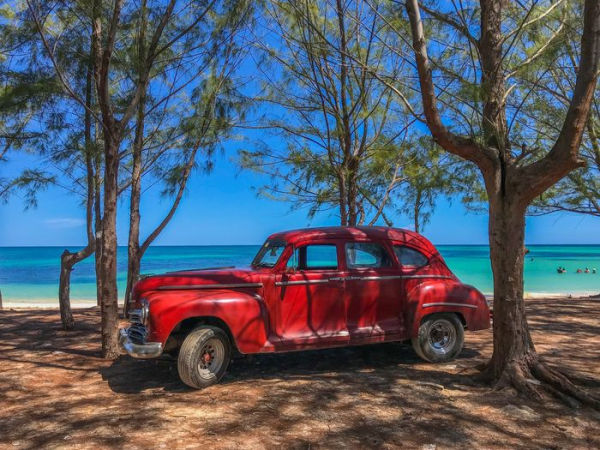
[177,326,231,389]
[411,313,464,363]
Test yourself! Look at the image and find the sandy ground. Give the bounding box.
[0,297,599,449]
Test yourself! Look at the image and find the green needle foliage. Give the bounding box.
[240,0,457,229]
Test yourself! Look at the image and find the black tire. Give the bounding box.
[177,326,231,389]
[411,313,464,363]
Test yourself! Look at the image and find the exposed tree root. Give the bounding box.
[478,355,600,410]
[532,360,600,409]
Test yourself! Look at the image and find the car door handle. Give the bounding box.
[329,277,346,282]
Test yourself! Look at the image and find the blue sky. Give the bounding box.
[1,148,598,247]
[1,4,598,248]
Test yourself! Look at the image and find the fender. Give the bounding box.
[142,289,270,354]
[404,280,490,337]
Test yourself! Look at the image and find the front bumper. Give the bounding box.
[119,328,163,359]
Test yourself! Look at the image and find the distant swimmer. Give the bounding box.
[557,266,567,274]
[576,268,583,273]
[585,267,590,273]
[593,268,597,274]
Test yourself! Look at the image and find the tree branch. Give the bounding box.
[404,0,496,170]
[517,0,600,203]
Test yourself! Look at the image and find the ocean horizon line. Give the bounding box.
[2,243,600,248]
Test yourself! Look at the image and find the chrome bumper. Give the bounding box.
[119,328,163,359]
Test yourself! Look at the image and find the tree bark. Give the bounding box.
[404,0,600,406]
[483,195,536,382]
[346,158,359,226]
[124,2,147,315]
[92,0,124,360]
[124,94,146,314]
[59,246,94,330]
[99,135,121,359]
[94,160,103,307]
[338,173,348,226]
[58,49,97,330]
[413,188,422,233]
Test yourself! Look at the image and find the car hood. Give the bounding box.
[133,266,265,295]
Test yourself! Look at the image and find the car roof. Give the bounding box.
[267,226,437,254]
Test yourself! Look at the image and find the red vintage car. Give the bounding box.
[120,227,490,389]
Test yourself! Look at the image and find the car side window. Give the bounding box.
[295,244,338,270]
[345,242,392,269]
[394,246,429,268]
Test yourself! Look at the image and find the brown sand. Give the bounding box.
[1,297,599,449]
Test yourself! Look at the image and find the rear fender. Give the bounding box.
[405,280,490,338]
[143,289,269,354]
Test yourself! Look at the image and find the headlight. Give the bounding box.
[140,298,150,326]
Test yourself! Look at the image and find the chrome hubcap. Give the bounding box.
[428,319,456,355]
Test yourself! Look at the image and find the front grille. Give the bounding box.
[127,308,147,344]
[127,324,148,344]
[129,309,143,325]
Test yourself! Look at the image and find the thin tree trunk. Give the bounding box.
[58,50,96,330]
[346,159,359,226]
[100,135,120,359]
[94,163,103,307]
[124,2,147,315]
[125,144,200,303]
[59,246,94,330]
[338,173,348,226]
[90,0,103,308]
[58,251,76,330]
[124,96,146,314]
[92,0,123,360]
[413,189,422,233]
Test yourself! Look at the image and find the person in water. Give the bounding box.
[576,268,583,273]
[585,267,590,273]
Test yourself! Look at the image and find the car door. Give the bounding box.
[344,241,405,340]
[274,242,348,346]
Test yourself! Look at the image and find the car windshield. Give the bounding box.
[252,240,287,268]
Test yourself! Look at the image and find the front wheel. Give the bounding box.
[411,313,464,363]
[177,326,231,389]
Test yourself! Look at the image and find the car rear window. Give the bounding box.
[345,242,392,269]
[394,246,429,268]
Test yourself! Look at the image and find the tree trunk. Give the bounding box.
[58,252,76,330]
[404,0,600,407]
[484,195,537,383]
[59,49,97,331]
[124,4,149,315]
[123,95,146,315]
[94,178,103,307]
[93,122,102,307]
[413,189,422,233]
[482,187,600,407]
[346,159,359,226]
[59,246,94,330]
[100,135,120,359]
[338,172,348,226]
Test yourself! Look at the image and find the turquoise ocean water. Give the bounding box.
[0,245,599,303]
